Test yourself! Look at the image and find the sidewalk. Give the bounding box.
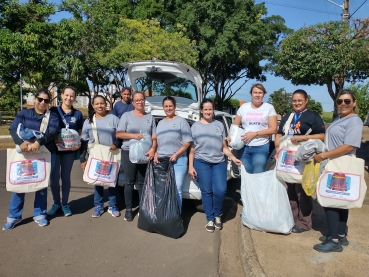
[238,127,369,277]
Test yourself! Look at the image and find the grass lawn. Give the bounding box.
[322,111,333,117]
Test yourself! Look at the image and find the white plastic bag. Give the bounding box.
[129,133,152,164]
[241,166,294,234]
[229,124,244,150]
[57,128,80,151]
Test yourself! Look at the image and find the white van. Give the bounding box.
[123,60,239,201]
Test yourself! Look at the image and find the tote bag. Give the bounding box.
[83,116,121,187]
[6,111,51,193]
[276,113,311,183]
[317,127,367,209]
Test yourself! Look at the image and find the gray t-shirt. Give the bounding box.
[326,114,363,154]
[81,114,120,147]
[156,116,192,158]
[117,111,156,150]
[191,120,226,163]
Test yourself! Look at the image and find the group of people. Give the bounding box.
[2,86,241,234]
[2,83,364,253]
[232,84,362,253]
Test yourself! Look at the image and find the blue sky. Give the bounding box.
[48,0,369,111]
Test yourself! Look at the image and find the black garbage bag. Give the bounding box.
[137,158,184,238]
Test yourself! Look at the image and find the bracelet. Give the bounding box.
[256,132,259,138]
[321,153,325,160]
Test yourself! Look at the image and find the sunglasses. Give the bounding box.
[336,99,352,105]
[36,96,50,104]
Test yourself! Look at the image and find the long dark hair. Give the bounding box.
[89,95,107,123]
[199,98,215,119]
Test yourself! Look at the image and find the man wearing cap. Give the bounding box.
[111,87,134,119]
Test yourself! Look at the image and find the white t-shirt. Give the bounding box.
[236,102,277,146]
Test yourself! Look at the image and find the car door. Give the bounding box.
[214,114,235,180]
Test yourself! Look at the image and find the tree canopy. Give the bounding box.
[156,0,291,109]
[271,19,369,116]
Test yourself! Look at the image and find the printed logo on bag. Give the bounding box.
[276,149,304,175]
[70,117,77,123]
[95,161,112,176]
[9,159,47,184]
[87,158,118,184]
[318,171,361,202]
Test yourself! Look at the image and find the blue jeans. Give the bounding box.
[172,155,188,213]
[50,151,76,206]
[194,158,227,222]
[7,153,56,223]
[94,186,117,207]
[239,142,269,174]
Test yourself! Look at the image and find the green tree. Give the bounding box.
[0,0,60,97]
[307,96,323,115]
[158,0,291,110]
[271,19,369,117]
[268,88,292,116]
[346,82,369,121]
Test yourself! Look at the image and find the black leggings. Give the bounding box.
[121,150,147,210]
[324,207,349,239]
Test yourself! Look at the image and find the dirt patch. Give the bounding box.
[0,138,15,149]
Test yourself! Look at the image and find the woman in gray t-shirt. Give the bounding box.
[116,91,157,222]
[313,90,363,253]
[188,99,242,233]
[154,96,192,213]
[80,95,121,218]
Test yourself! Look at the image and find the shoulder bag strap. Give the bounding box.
[40,110,50,134]
[57,106,69,128]
[283,113,295,137]
[91,115,100,144]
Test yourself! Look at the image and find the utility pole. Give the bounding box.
[327,0,350,20]
[343,0,349,21]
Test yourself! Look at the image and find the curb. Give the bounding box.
[237,211,267,277]
[0,135,11,139]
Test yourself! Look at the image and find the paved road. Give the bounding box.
[0,150,224,277]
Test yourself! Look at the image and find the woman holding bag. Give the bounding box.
[154,96,192,213]
[3,89,60,230]
[80,95,121,218]
[116,91,157,222]
[275,89,325,233]
[47,86,84,217]
[313,89,363,253]
[230,83,278,174]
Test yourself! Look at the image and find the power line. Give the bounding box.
[349,0,368,19]
[255,1,341,15]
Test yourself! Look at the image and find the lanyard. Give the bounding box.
[293,109,306,126]
[57,106,69,128]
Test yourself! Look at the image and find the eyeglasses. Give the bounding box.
[134,99,145,103]
[336,99,352,105]
[36,96,50,104]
